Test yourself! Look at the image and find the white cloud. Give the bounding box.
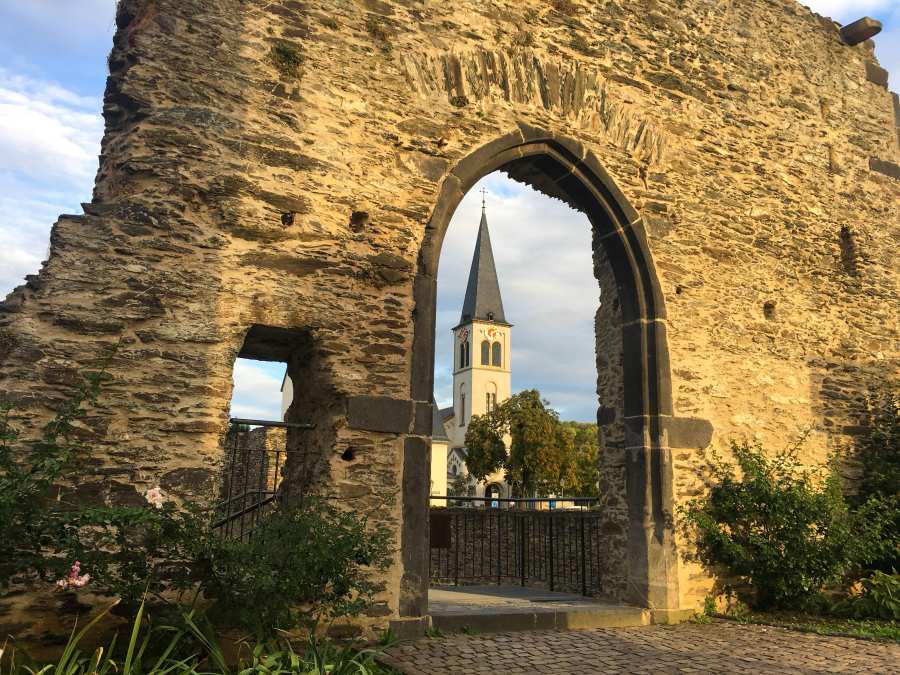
[230,359,286,422]
[0,69,102,184]
[1,1,117,49]
[0,70,103,295]
[803,0,894,21]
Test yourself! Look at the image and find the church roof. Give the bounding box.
[432,401,450,442]
[458,208,508,326]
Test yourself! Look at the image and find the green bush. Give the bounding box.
[681,441,882,610]
[832,570,900,621]
[199,502,392,636]
[1,371,392,638]
[853,387,900,572]
[0,368,105,587]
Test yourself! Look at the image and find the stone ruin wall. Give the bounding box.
[1,0,898,636]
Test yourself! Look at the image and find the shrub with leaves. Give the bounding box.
[0,367,105,587]
[852,386,900,572]
[832,569,900,621]
[1,367,393,638]
[681,441,883,610]
[198,501,392,636]
[50,500,210,609]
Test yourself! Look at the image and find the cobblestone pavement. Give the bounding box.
[383,621,900,674]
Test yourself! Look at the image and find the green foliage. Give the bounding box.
[0,362,106,586]
[268,41,303,79]
[51,503,208,608]
[832,570,900,621]
[681,441,884,610]
[729,609,900,642]
[856,388,900,501]
[853,387,900,572]
[460,412,506,481]
[558,421,600,497]
[464,391,600,497]
[200,502,392,636]
[1,598,400,675]
[1,371,393,639]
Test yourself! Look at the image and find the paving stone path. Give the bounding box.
[383,621,900,674]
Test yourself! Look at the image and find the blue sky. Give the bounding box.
[1,0,898,422]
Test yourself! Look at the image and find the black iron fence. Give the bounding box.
[213,418,314,540]
[429,496,604,597]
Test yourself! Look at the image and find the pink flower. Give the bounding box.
[55,561,90,591]
[145,486,165,509]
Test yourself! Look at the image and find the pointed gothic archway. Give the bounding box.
[406,126,678,617]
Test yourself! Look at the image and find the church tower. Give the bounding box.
[451,198,512,434]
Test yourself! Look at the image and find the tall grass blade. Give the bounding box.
[53,601,117,675]
[122,598,146,674]
[180,612,230,675]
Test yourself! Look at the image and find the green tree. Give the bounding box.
[461,411,506,480]
[464,390,597,497]
[505,390,564,496]
[560,421,601,496]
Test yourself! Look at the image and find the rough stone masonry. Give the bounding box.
[0,0,898,639]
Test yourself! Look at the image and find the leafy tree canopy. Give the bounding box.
[463,390,600,497]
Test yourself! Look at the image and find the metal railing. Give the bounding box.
[429,496,604,597]
[213,418,314,540]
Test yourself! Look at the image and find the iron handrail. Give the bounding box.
[212,494,277,529]
[229,417,316,429]
[429,495,599,503]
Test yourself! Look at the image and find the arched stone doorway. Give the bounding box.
[408,129,678,618]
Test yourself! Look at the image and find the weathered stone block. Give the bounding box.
[347,395,413,434]
[869,157,900,180]
[865,61,889,88]
[839,17,882,46]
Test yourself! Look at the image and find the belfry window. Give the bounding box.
[481,340,490,365]
[485,392,497,413]
[459,340,470,368]
[491,342,502,367]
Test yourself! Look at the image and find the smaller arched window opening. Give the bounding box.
[451,464,458,476]
[459,392,466,426]
[459,340,470,368]
[480,340,490,365]
[485,391,497,413]
[491,341,502,367]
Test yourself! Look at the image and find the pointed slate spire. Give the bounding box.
[459,200,508,325]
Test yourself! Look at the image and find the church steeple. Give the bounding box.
[451,193,512,431]
[459,199,508,326]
